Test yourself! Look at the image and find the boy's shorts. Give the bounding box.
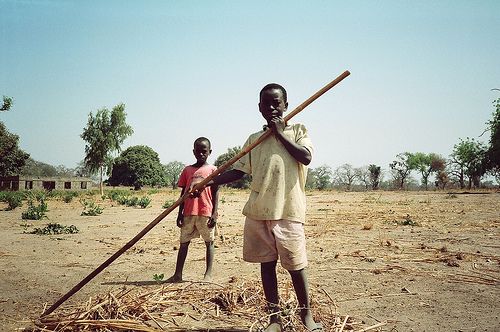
[243,217,308,271]
[179,215,215,243]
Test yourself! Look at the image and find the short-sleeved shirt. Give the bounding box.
[233,123,313,223]
[178,164,217,217]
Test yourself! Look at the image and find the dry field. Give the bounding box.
[0,189,499,331]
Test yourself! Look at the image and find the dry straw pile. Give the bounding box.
[32,277,378,331]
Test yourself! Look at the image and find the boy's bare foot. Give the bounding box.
[164,275,182,283]
[301,311,322,331]
[264,322,282,332]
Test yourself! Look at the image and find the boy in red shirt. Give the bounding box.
[166,137,219,282]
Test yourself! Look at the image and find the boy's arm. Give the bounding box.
[176,187,185,228]
[208,184,219,228]
[212,169,246,186]
[189,169,245,198]
[268,117,312,165]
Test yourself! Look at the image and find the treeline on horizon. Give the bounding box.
[1,96,499,192]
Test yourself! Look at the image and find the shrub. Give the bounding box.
[29,223,79,235]
[63,191,79,203]
[126,196,139,207]
[80,199,104,216]
[137,196,151,208]
[106,189,132,202]
[5,192,24,210]
[162,199,176,209]
[21,196,48,220]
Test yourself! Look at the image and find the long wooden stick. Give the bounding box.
[41,70,350,317]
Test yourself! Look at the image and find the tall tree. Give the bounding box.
[309,165,333,190]
[81,103,133,195]
[389,152,417,189]
[354,166,370,190]
[214,146,250,189]
[484,98,500,178]
[368,164,382,190]
[164,161,185,189]
[0,122,30,176]
[1,96,13,112]
[334,163,357,190]
[108,145,167,190]
[412,152,446,190]
[449,138,487,189]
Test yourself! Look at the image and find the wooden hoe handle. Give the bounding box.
[41,70,350,317]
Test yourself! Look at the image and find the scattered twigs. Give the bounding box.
[356,321,388,331]
[34,277,371,331]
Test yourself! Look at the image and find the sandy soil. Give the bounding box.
[0,189,499,331]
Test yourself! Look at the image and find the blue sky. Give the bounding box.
[1,1,499,174]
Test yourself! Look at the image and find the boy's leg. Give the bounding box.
[261,261,281,331]
[289,268,321,331]
[166,241,190,283]
[204,241,214,281]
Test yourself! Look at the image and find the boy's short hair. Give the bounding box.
[260,83,287,103]
[194,136,211,148]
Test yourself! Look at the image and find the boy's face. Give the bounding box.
[259,88,288,124]
[193,140,211,164]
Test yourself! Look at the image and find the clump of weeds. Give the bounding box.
[162,199,176,209]
[29,223,79,235]
[21,193,48,220]
[80,198,104,216]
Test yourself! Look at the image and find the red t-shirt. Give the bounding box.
[177,164,217,217]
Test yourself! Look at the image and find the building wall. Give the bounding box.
[0,176,93,191]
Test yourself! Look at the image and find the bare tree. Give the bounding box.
[354,166,370,190]
[334,163,357,191]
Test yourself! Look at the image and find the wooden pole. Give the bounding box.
[41,70,350,317]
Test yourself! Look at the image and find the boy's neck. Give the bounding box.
[192,161,208,167]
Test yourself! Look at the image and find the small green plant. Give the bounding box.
[29,223,79,235]
[107,189,132,202]
[137,196,151,208]
[220,196,226,204]
[162,199,175,209]
[21,195,48,220]
[5,192,23,210]
[153,273,164,282]
[80,199,104,216]
[397,214,419,226]
[126,196,139,207]
[446,193,458,199]
[63,191,79,203]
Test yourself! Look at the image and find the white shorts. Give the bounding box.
[243,217,308,271]
[179,215,215,243]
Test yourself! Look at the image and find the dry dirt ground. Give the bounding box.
[0,189,499,331]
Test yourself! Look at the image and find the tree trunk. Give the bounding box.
[99,166,104,196]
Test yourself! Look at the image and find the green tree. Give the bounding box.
[389,152,418,189]
[214,146,250,189]
[412,152,446,190]
[368,164,381,190]
[81,103,133,195]
[0,122,30,176]
[449,138,487,189]
[1,96,13,112]
[484,98,500,178]
[108,145,167,190]
[21,158,58,177]
[164,161,185,189]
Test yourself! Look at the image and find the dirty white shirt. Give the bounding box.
[233,123,313,223]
